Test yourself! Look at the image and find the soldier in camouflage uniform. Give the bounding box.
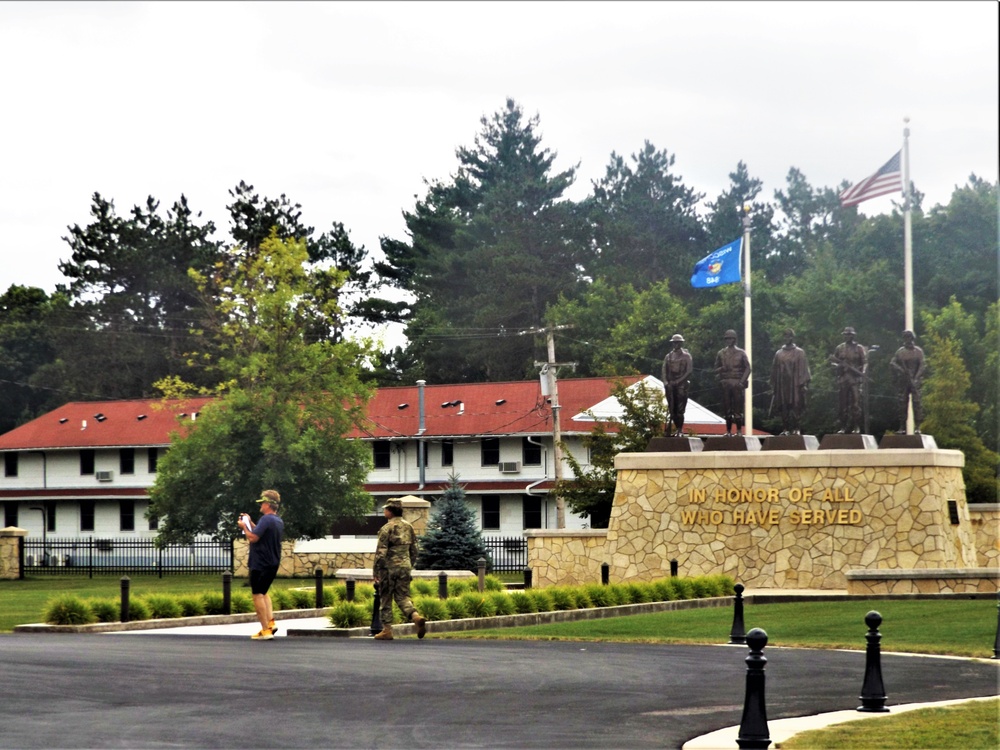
[372,498,426,640]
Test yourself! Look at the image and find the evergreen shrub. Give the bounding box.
[488,592,515,616]
[126,598,151,621]
[444,597,469,620]
[583,584,613,607]
[43,595,95,625]
[412,579,435,597]
[230,592,254,614]
[414,596,448,621]
[416,475,490,571]
[509,591,537,614]
[201,592,225,615]
[88,597,120,623]
[548,587,576,611]
[143,594,182,619]
[269,588,293,611]
[460,593,496,618]
[527,589,554,613]
[328,601,368,628]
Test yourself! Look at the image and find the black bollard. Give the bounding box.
[438,571,448,599]
[729,583,747,644]
[370,584,382,636]
[523,567,532,590]
[478,557,487,592]
[736,628,770,749]
[222,570,232,616]
[857,610,890,712]
[314,568,324,609]
[601,562,610,585]
[120,576,131,623]
[993,591,1000,659]
[670,559,678,577]
[346,578,356,603]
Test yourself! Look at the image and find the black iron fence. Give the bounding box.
[21,536,234,577]
[483,536,527,573]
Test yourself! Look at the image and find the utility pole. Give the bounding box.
[524,325,575,528]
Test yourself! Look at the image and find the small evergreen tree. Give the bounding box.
[416,475,491,572]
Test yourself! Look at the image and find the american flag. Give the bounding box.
[839,151,903,207]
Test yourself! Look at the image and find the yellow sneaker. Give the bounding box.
[251,628,274,640]
[268,619,279,635]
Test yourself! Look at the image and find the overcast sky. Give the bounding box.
[2,1,997,319]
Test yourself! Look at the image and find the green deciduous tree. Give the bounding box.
[147,233,376,542]
[416,475,490,571]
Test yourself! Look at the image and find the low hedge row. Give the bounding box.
[327,574,736,628]
[42,573,734,627]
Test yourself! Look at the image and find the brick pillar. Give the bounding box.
[0,527,28,580]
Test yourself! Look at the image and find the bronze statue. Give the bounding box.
[889,329,925,434]
[714,329,751,436]
[662,333,693,436]
[829,326,867,434]
[770,328,811,435]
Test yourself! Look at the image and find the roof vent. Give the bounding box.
[397,403,409,410]
[495,399,506,405]
[137,414,147,420]
[58,418,68,424]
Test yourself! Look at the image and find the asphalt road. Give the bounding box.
[1,634,997,749]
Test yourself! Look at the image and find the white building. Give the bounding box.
[0,376,732,540]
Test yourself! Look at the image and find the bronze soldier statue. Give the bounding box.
[830,326,867,434]
[662,333,693,436]
[714,329,751,436]
[889,329,925,434]
[770,328,811,435]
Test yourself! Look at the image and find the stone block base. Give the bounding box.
[845,568,999,595]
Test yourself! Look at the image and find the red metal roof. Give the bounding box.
[0,397,214,451]
[350,377,640,440]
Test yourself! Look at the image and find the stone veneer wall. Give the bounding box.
[0,527,27,580]
[524,530,609,587]
[527,449,990,591]
[968,505,1000,568]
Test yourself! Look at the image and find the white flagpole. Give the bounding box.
[902,118,915,433]
[742,206,753,435]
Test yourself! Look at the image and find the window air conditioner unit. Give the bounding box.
[95,470,114,482]
[498,461,520,474]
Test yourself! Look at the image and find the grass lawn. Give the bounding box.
[436,598,999,659]
[778,697,1000,750]
[0,573,262,632]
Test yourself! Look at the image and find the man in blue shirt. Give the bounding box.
[238,489,284,640]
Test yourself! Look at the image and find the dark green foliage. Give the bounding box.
[488,592,516,616]
[411,579,435,597]
[176,595,206,617]
[671,579,695,600]
[88,598,120,623]
[414,596,449,621]
[460,593,496,618]
[625,583,654,604]
[444,597,468,620]
[548,587,577,611]
[230,593,254,614]
[509,591,538,614]
[570,588,594,609]
[287,589,314,609]
[125,598,151,621]
[416,476,490,571]
[483,575,505,592]
[142,594,182,620]
[651,579,678,601]
[43,595,96,626]
[526,589,554,613]
[583,583,614,607]
[608,583,631,605]
[328,601,368,628]
[200,592,225,615]
[269,588,293,611]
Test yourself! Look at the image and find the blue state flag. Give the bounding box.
[690,238,743,288]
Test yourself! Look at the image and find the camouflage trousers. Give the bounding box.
[378,568,416,624]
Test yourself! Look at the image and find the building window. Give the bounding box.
[120,448,135,475]
[120,500,135,532]
[482,497,500,530]
[415,442,427,469]
[4,503,17,528]
[148,513,159,531]
[441,439,454,467]
[4,452,18,477]
[148,448,159,474]
[523,496,542,529]
[372,441,391,470]
[80,449,95,475]
[45,502,56,532]
[481,438,500,466]
[522,437,542,466]
[80,500,95,532]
